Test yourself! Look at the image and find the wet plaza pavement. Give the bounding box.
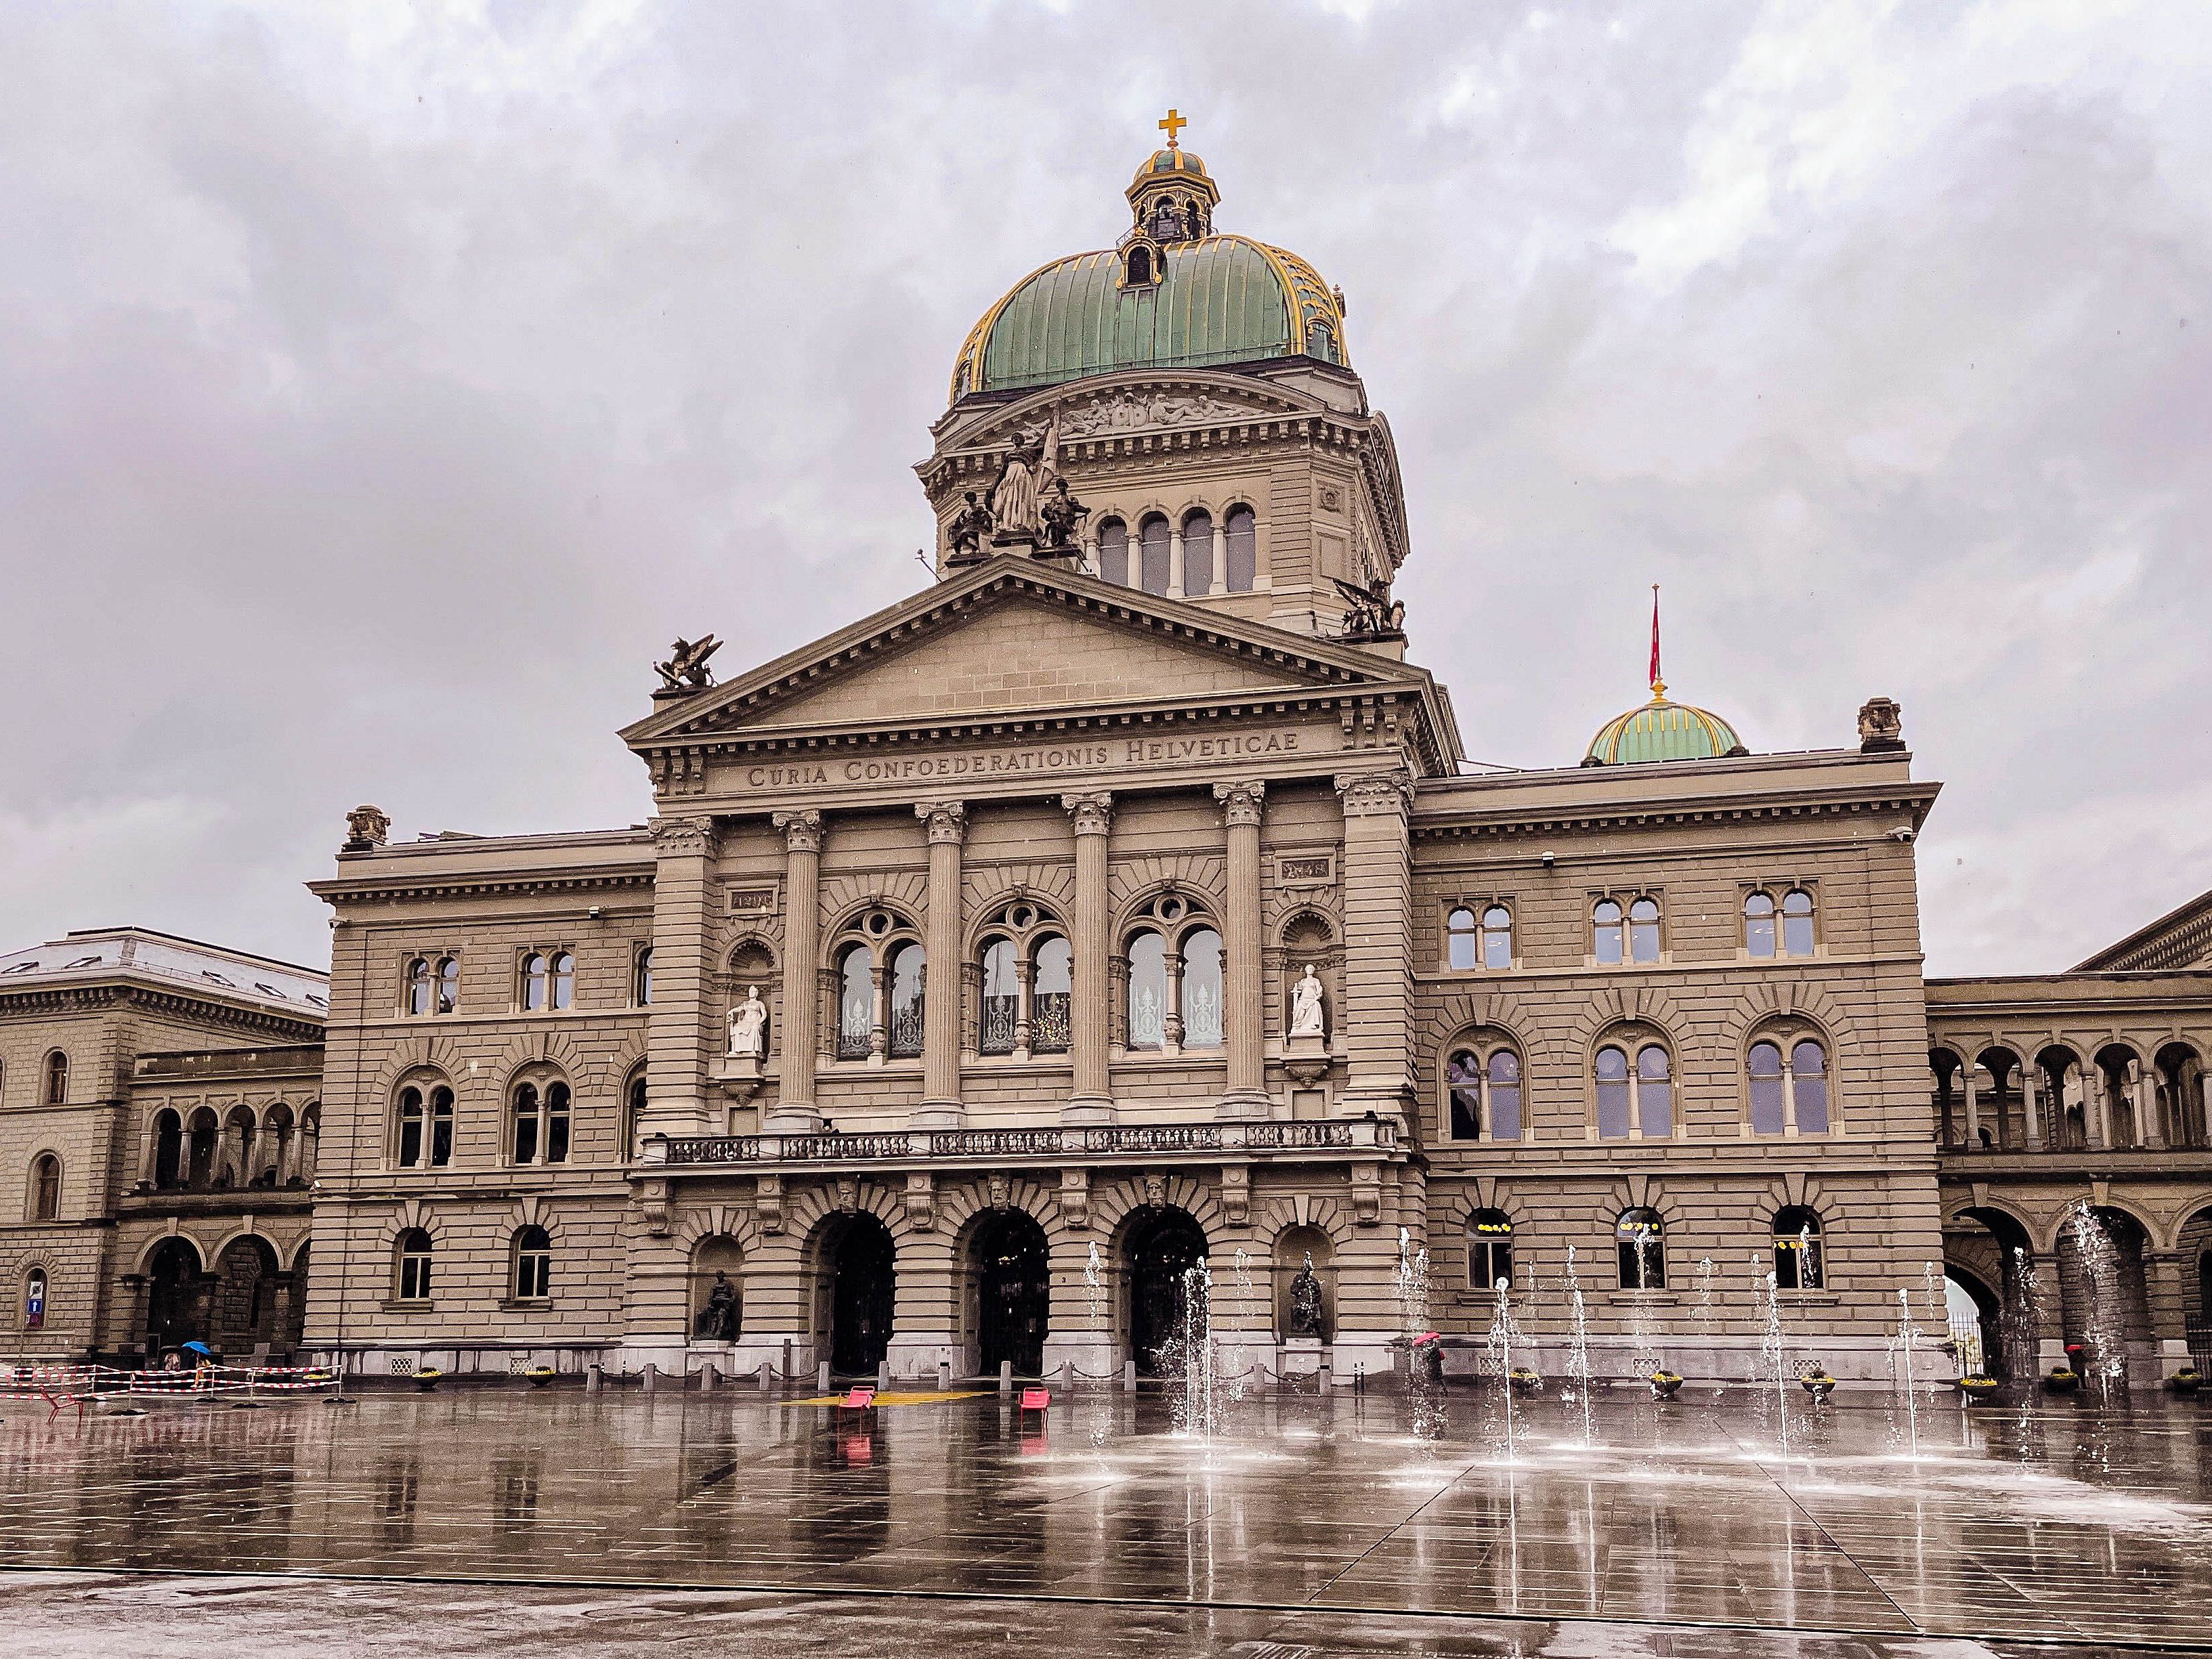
[4,1385,2212,1653]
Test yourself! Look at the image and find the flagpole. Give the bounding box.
[1649,584,1665,700]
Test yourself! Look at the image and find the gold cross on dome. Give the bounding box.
[1158,108,1187,147]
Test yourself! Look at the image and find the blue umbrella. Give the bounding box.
[180,1341,213,1356]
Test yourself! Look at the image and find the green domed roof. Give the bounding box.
[1133,146,1210,183]
[1583,692,1748,766]
[951,234,1346,400]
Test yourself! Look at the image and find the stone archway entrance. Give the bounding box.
[145,1238,207,1358]
[820,1213,895,1376]
[1126,1206,1208,1377]
[973,1210,1049,1377]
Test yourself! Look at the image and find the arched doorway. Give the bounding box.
[1126,1206,1208,1376]
[211,1236,280,1352]
[145,1238,206,1357]
[972,1210,1049,1376]
[1946,1267,2001,1377]
[819,1213,895,1376]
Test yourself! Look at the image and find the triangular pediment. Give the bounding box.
[622,558,1421,749]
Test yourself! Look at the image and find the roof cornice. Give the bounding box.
[0,980,323,1041]
[309,866,654,906]
[1411,781,1940,841]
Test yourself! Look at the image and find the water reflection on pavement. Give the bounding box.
[3,1385,2210,1648]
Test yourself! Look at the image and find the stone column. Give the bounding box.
[2135,1060,2163,1150]
[2088,1063,2112,1149]
[1208,521,1228,597]
[642,816,720,1143]
[1168,524,1185,597]
[1063,792,1115,1124]
[1334,769,1416,1123]
[1214,780,1269,1119]
[766,811,823,1132]
[916,800,967,1129]
[2022,1063,2043,1148]
[1963,1065,1982,1149]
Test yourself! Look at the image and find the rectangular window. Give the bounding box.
[513,1113,538,1166]
[399,1254,431,1301]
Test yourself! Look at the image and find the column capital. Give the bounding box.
[1333,768,1414,817]
[1062,792,1114,836]
[772,809,824,854]
[647,815,719,858]
[915,800,968,845]
[1212,779,1267,827]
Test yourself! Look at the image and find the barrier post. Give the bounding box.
[759,1361,772,1394]
[642,1363,659,1395]
[817,1360,831,1394]
[875,1360,889,1394]
[1123,1358,1136,1393]
[586,1362,603,1394]
[999,1360,1013,1398]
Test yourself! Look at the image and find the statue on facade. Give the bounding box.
[1288,964,1326,1038]
[987,445,1042,542]
[655,634,722,692]
[1288,1255,1325,1339]
[947,490,995,562]
[1858,695,1905,753]
[727,986,768,1058]
[694,1272,740,1341]
[342,804,390,852]
[1036,475,1089,557]
[1332,575,1405,643]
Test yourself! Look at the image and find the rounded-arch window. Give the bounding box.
[836,942,875,1060]
[1183,509,1214,595]
[396,1083,454,1169]
[395,1229,434,1302]
[1594,899,1624,964]
[522,952,549,1010]
[22,1267,46,1331]
[42,1051,66,1106]
[30,1154,60,1222]
[405,956,431,1015]
[980,938,1019,1055]
[634,947,654,1006]
[550,951,575,1010]
[1744,892,1777,957]
[1781,889,1816,957]
[1447,907,1479,970]
[1617,1207,1665,1290]
[887,943,926,1058]
[1596,1040,1673,1140]
[1033,936,1072,1053]
[977,906,1071,1058]
[436,955,459,1013]
[1628,897,1661,962]
[1772,1206,1824,1289]
[1224,505,1256,592]
[1481,905,1513,969]
[625,1071,648,1161]
[510,1077,572,1165]
[1097,517,1128,586]
[1468,1208,1514,1291]
[1126,932,1168,1050]
[513,1226,552,1301]
[1139,515,1171,595]
[1445,1039,1522,1142]
[1124,243,1153,286]
[1749,1034,1831,1136]
[152,1109,184,1189]
[1181,928,1222,1050]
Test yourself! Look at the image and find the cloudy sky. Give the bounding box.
[3,1,2207,978]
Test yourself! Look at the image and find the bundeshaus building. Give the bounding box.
[7,125,2211,1389]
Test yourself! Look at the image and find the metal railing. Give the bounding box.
[655,1116,1382,1168]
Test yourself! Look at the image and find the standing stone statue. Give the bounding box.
[694,1272,739,1341]
[727,986,768,1058]
[1288,1255,1325,1339]
[987,446,1040,542]
[1288,964,1326,1038]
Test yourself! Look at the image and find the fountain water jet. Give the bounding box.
[1563,1244,1594,1447]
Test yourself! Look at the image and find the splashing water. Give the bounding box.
[1563,1244,1594,1446]
[1166,1259,1221,1446]
[1761,1264,1791,1463]
[1398,1227,1444,1439]
[1896,1285,1921,1460]
[2068,1203,2129,1400]
[1487,1276,1529,1461]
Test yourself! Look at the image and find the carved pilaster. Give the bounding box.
[766,811,824,1129]
[916,800,968,1127]
[642,814,721,1146]
[1334,769,1415,1121]
[1214,780,1268,1117]
[1062,792,1115,1123]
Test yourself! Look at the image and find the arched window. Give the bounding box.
[634,947,654,1006]
[1617,1208,1665,1289]
[513,1226,552,1301]
[1628,897,1661,962]
[626,1072,647,1160]
[30,1155,60,1222]
[153,1110,183,1189]
[836,943,874,1060]
[980,939,1019,1056]
[511,1082,540,1165]
[1224,505,1256,592]
[1745,892,1777,957]
[1180,928,1223,1049]
[1594,899,1624,964]
[1481,905,1513,969]
[429,1085,454,1167]
[1596,1041,1673,1140]
[436,955,459,1014]
[1124,244,1153,286]
[1773,1206,1823,1290]
[1749,1035,1831,1135]
[395,1229,433,1302]
[1126,932,1167,1051]
[22,1267,46,1331]
[1781,889,1816,957]
[1446,907,1479,971]
[1468,1208,1514,1291]
[887,943,926,1058]
[1182,509,1214,596]
[1097,517,1128,586]
[42,1051,66,1106]
[549,951,575,1010]
[522,953,549,1011]
[512,1079,572,1166]
[397,1087,425,1167]
[1445,1039,1522,1142]
[404,957,431,1015]
[1033,936,1072,1053]
[1139,515,1171,595]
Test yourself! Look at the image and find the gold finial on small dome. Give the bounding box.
[1159,108,1187,147]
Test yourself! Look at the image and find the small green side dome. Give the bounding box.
[1134,146,1209,183]
[1583,692,1748,766]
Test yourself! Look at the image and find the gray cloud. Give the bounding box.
[1,1,2205,976]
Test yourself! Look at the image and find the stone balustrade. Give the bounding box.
[647,1116,1385,1168]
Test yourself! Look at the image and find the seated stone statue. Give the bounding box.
[694,1271,740,1341]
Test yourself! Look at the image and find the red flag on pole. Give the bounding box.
[1649,585,1663,697]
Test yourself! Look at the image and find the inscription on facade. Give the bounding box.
[743,731,1309,791]
[726,885,778,917]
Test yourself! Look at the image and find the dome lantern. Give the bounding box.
[1580,589,1749,765]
